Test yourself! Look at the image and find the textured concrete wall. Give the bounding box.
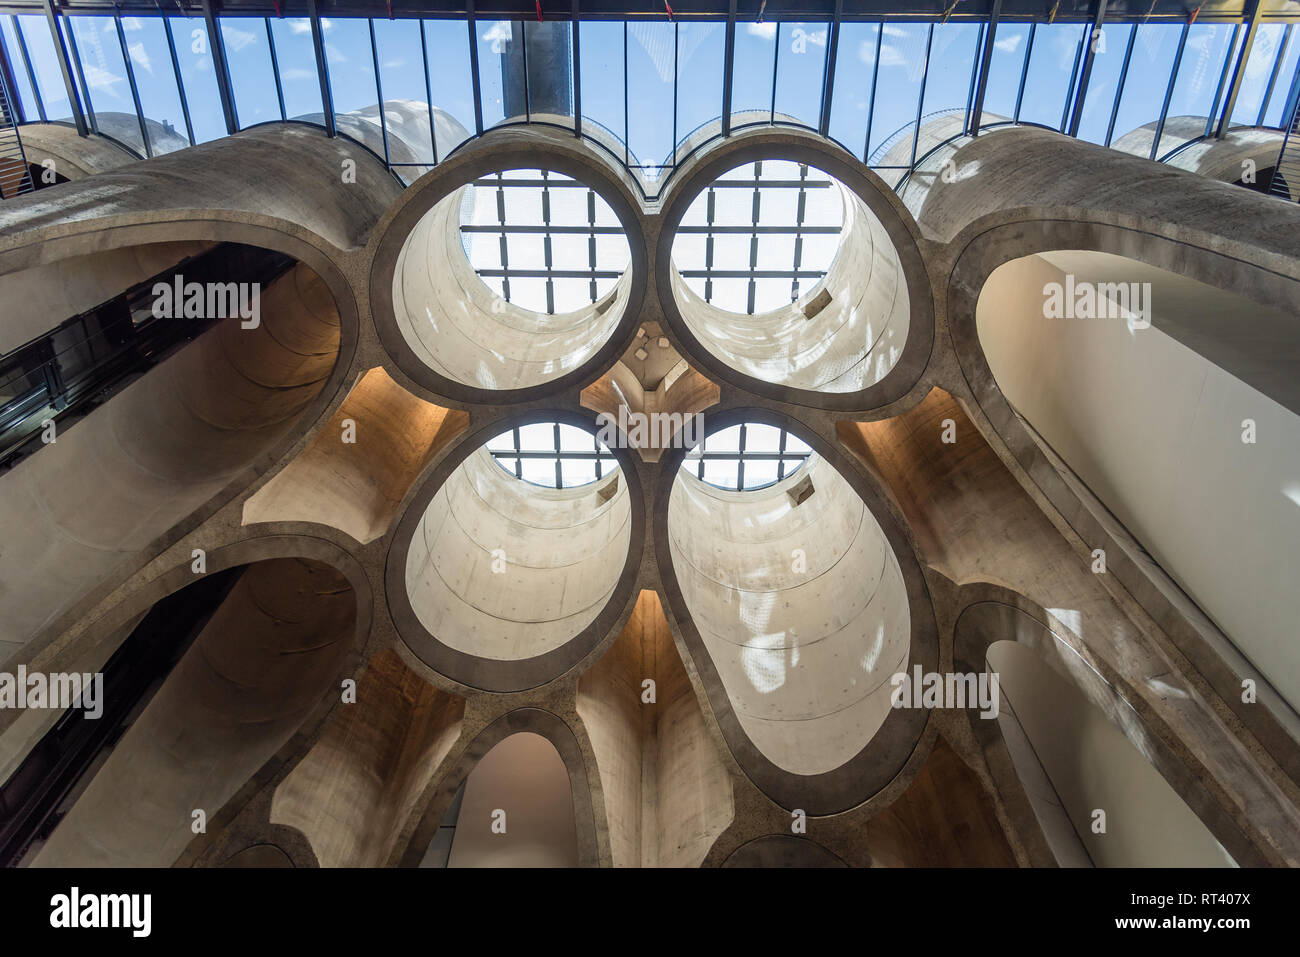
[34,558,355,867]
[406,448,632,661]
[667,454,909,775]
[576,591,734,867]
[0,264,340,658]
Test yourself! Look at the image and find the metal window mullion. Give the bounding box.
[769,22,779,124]
[1258,23,1291,127]
[862,22,882,161]
[553,424,562,489]
[161,11,194,146]
[963,22,985,131]
[1105,20,1138,146]
[520,18,530,122]
[622,23,628,165]
[1217,0,1264,137]
[736,424,746,491]
[419,20,438,163]
[369,19,391,166]
[11,16,46,122]
[1150,22,1189,161]
[968,0,1001,135]
[1013,21,1036,124]
[113,9,152,157]
[63,13,98,136]
[201,0,237,134]
[747,162,760,315]
[265,18,286,122]
[44,0,88,135]
[791,163,807,304]
[467,3,483,135]
[542,171,554,314]
[1067,0,1108,136]
[496,173,510,303]
[572,4,581,139]
[721,0,735,136]
[818,0,841,137]
[307,0,335,136]
[909,23,934,170]
[1059,23,1088,134]
[587,187,597,303]
[1204,22,1239,139]
[671,22,678,164]
[704,186,715,303]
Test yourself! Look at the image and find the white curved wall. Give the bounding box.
[979,251,1300,715]
[392,184,632,390]
[670,183,909,393]
[405,447,631,660]
[667,454,910,774]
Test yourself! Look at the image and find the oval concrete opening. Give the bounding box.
[390,167,634,392]
[667,160,910,394]
[667,424,910,775]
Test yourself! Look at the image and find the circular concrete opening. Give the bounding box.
[403,422,632,665]
[391,167,634,392]
[667,421,910,776]
[666,159,910,395]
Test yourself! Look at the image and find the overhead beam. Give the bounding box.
[200,0,238,134]
[968,0,1001,135]
[307,0,335,135]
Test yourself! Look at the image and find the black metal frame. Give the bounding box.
[683,422,811,492]
[488,421,616,489]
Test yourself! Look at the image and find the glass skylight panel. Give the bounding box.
[219,17,278,128]
[68,16,145,154]
[1,17,38,120]
[979,22,1031,127]
[421,19,476,153]
[487,423,618,489]
[268,18,323,122]
[120,17,189,152]
[1017,23,1085,131]
[731,21,777,121]
[626,21,675,173]
[675,22,725,145]
[1111,23,1183,143]
[683,424,813,492]
[167,17,224,143]
[1264,29,1299,127]
[828,22,881,157]
[919,23,982,128]
[1076,23,1135,145]
[867,22,929,161]
[774,22,831,128]
[1232,23,1285,126]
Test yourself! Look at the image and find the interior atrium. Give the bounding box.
[0,0,1298,877]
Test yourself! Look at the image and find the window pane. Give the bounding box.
[1159,23,1237,155]
[676,22,724,152]
[731,21,776,122]
[167,17,224,143]
[867,22,929,163]
[323,17,378,122]
[220,17,279,128]
[979,22,1030,127]
[626,21,674,177]
[371,18,432,167]
[1017,23,1084,130]
[2,17,40,121]
[269,18,322,122]
[478,19,523,128]
[774,21,830,129]
[121,16,189,152]
[1111,23,1183,145]
[1264,28,1299,128]
[14,14,72,123]
[919,22,980,131]
[744,459,779,489]
[828,22,879,158]
[424,19,476,153]
[1232,23,1285,126]
[69,16,145,154]
[579,21,624,152]
[1076,23,1134,144]
[525,20,572,125]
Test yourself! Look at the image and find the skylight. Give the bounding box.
[671,160,844,315]
[459,169,631,315]
[486,422,618,489]
[682,423,812,491]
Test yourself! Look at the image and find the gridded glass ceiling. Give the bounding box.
[486,422,617,489]
[682,423,813,492]
[459,169,630,315]
[2,9,1299,196]
[672,160,844,315]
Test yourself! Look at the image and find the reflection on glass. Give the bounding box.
[828,22,880,158]
[1018,23,1084,130]
[1111,23,1182,144]
[1264,27,1298,128]
[1158,23,1237,155]
[979,22,1030,127]
[1076,23,1134,144]
[68,16,145,154]
[220,16,278,128]
[626,21,674,174]
[423,19,476,152]
[1232,23,1284,126]
[919,21,980,133]
[2,16,41,121]
[867,22,929,163]
[579,21,623,151]
[731,21,776,121]
[524,20,573,124]
[121,16,189,152]
[478,19,522,127]
[167,17,223,143]
[676,22,725,149]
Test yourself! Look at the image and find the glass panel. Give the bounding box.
[167,17,223,143]
[774,21,830,128]
[524,20,573,125]
[269,18,322,122]
[1076,23,1134,144]
[478,19,524,127]
[2,17,40,121]
[423,19,476,153]
[121,16,189,152]
[731,20,777,122]
[13,14,72,123]
[1110,23,1183,145]
[371,17,431,165]
[579,21,624,151]
[626,21,674,176]
[979,22,1030,127]
[1017,23,1084,130]
[323,17,378,123]
[1159,23,1237,155]
[675,22,724,152]
[1264,28,1299,127]
[828,22,879,157]
[867,22,929,164]
[219,17,279,128]
[1232,23,1285,126]
[68,16,144,154]
[918,22,981,146]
